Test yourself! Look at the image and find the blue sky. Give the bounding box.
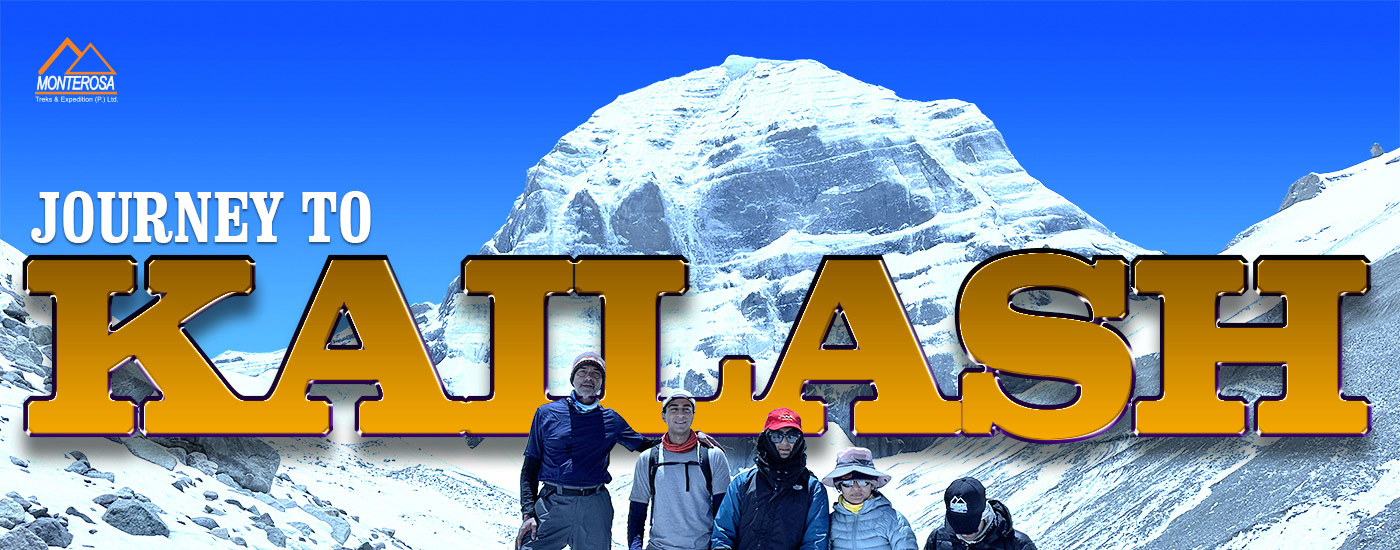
[2,2,1396,355]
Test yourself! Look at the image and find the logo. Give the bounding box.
[949,496,969,514]
[35,38,117,102]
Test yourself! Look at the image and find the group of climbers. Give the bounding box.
[515,352,1037,550]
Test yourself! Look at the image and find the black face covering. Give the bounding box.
[755,429,809,487]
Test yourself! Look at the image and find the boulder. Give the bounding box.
[6,491,32,510]
[172,477,195,491]
[191,516,219,529]
[101,499,169,537]
[304,506,351,544]
[3,303,28,322]
[0,371,36,391]
[192,459,219,477]
[64,506,95,524]
[2,317,22,333]
[25,517,73,548]
[109,362,159,403]
[263,524,287,547]
[1373,143,1385,158]
[253,491,292,512]
[30,325,52,346]
[148,438,280,493]
[0,526,46,550]
[123,437,177,470]
[287,521,313,536]
[0,497,26,529]
[8,456,29,468]
[216,473,240,488]
[198,438,281,493]
[83,470,115,483]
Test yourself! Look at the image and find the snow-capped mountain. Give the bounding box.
[427,56,1154,407]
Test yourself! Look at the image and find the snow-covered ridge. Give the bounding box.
[1226,149,1400,260]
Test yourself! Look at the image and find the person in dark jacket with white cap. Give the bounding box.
[822,447,917,550]
[924,477,1036,550]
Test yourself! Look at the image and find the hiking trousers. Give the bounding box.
[523,486,613,550]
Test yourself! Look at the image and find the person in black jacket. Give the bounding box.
[924,477,1036,550]
[710,407,829,550]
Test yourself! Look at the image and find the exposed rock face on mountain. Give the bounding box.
[425,56,1151,412]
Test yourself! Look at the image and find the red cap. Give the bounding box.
[764,408,802,432]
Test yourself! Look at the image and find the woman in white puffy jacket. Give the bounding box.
[823,447,918,550]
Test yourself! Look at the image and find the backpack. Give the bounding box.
[646,446,716,515]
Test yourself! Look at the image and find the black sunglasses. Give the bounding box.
[767,431,802,444]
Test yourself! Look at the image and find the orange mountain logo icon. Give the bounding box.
[35,38,117,98]
[38,38,116,75]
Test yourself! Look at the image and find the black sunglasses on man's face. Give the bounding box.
[767,430,801,444]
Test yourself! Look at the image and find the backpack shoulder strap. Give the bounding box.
[699,447,714,495]
[646,446,660,498]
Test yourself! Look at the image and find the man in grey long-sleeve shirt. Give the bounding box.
[627,389,730,550]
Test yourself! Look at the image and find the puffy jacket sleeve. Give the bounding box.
[711,473,746,550]
[800,477,829,550]
[889,510,919,550]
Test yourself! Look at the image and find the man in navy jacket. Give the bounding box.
[711,408,829,550]
[516,352,714,550]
